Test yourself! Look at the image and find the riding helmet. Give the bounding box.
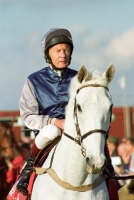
[41,28,74,64]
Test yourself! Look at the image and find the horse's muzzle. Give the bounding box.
[86,156,106,174]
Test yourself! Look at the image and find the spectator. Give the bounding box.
[119,137,134,172]
[117,141,128,172]
[117,137,134,194]
[107,136,123,174]
[125,137,134,194]
[20,143,31,161]
[107,136,118,157]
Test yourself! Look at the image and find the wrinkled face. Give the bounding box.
[49,43,71,69]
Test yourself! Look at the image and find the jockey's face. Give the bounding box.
[49,43,71,69]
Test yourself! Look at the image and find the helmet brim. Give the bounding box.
[45,35,73,52]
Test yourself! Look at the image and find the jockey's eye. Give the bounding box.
[77,104,82,112]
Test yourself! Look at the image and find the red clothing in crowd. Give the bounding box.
[6,155,24,185]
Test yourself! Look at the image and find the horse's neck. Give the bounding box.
[44,133,93,186]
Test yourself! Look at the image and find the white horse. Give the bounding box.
[32,64,115,200]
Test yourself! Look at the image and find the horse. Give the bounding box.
[0,121,24,200]
[32,64,115,200]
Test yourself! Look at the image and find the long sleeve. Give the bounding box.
[19,78,56,130]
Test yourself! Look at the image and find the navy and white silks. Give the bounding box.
[19,66,77,133]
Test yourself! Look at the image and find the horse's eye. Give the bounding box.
[77,104,82,112]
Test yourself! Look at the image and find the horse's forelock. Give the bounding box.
[90,76,108,87]
[88,69,108,85]
[69,69,108,97]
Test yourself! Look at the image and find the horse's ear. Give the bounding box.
[103,64,115,83]
[77,65,89,83]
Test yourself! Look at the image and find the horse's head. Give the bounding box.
[65,64,115,174]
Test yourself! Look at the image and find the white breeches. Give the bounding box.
[35,124,61,149]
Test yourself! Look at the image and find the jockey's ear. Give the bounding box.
[77,65,89,83]
[103,64,115,83]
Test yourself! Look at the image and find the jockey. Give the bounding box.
[16,28,77,195]
[15,28,119,196]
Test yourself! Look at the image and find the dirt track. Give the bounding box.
[118,185,134,200]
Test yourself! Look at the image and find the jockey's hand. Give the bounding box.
[54,119,65,131]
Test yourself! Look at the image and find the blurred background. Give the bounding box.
[0,0,134,109]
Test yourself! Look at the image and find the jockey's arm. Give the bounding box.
[19,78,56,131]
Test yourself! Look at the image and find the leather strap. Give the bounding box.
[33,167,106,192]
[33,136,61,166]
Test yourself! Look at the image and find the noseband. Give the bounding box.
[64,84,112,156]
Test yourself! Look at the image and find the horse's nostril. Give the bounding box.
[86,157,93,174]
[86,155,106,174]
[86,157,90,163]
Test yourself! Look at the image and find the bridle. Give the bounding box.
[63,84,112,157]
[34,83,134,186]
[34,83,113,190]
[63,83,134,181]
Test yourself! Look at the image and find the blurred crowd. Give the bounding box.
[107,135,134,194]
[5,137,32,191]
[3,134,134,196]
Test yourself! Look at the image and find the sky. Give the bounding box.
[0,0,134,110]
